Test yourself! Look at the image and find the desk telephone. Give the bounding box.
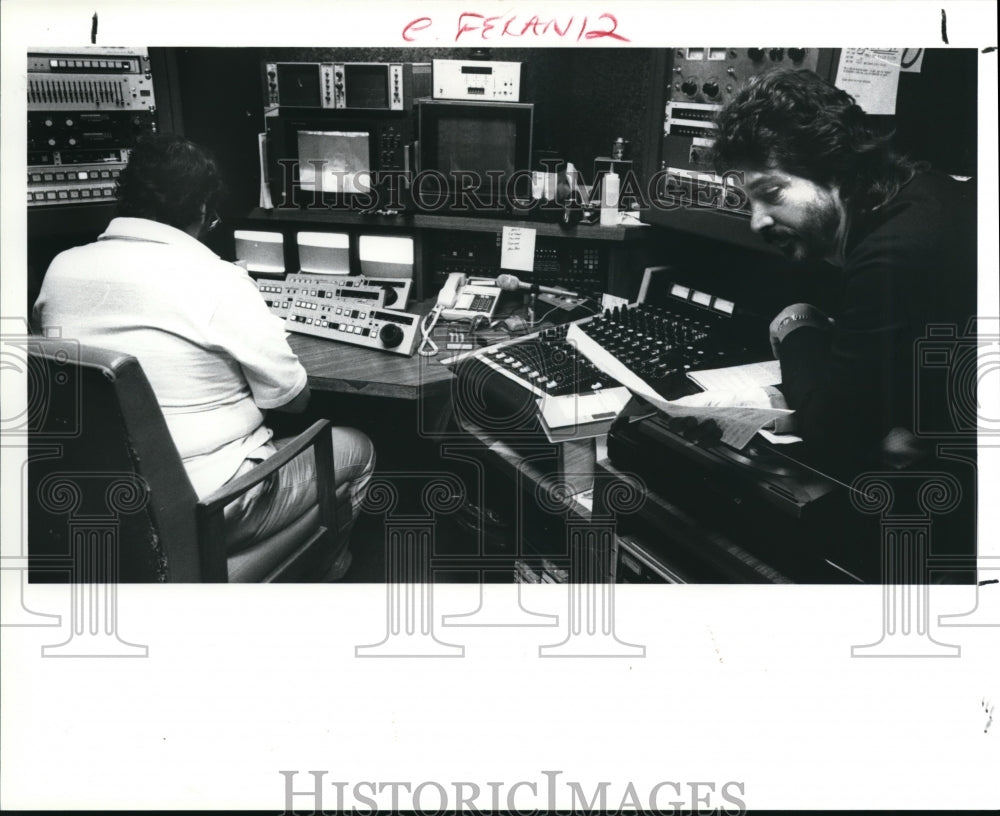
[418,273,502,356]
[436,272,501,322]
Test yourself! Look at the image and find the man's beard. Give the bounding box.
[763,198,841,262]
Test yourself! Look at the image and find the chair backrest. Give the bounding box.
[28,337,204,582]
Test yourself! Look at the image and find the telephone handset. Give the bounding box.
[420,272,500,356]
[436,272,467,309]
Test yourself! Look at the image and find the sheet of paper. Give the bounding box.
[601,293,630,311]
[758,428,804,445]
[500,225,536,272]
[565,322,788,449]
[648,397,792,450]
[537,387,631,431]
[834,48,902,115]
[687,359,782,392]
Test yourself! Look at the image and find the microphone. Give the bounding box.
[496,273,579,298]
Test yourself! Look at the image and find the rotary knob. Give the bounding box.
[681,78,698,96]
[702,80,720,98]
[748,48,765,61]
[380,285,398,307]
[379,323,404,348]
[788,48,807,62]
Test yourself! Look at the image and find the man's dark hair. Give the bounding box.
[116,133,224,230]
[712,69,917,212]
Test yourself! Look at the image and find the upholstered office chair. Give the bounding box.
[27,337,342,582]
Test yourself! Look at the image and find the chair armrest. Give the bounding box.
[197,420,332,514]
[194,420,334,581]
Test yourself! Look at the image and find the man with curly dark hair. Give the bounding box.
[710,69,976,459]
[34,133,375,580]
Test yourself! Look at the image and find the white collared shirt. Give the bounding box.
[34,217,307,498]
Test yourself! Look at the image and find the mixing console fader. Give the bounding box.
[477,323,623,398]
[27,48,157,208]
[572,302,750,400]
[457,321,633,429]
[454,290,758,432]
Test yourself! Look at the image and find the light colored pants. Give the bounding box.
[224,426,376,572]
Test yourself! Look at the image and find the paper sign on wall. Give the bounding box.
[500,226,536,272]
[834,48,903,115]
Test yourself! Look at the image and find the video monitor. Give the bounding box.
[296,130,371,195]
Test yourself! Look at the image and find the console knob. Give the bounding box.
[681,79,698,96]
[702,80,719,98]
[768,48,785,61]
[748,48,765,61]
[788,48,806,62]
[379,323,404,348]
[380,285,398,307]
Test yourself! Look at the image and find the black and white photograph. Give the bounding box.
[1,1,997,812]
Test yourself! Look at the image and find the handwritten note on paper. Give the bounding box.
[835,48,903,115]
[500,225,536,272]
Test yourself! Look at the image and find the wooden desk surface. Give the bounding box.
[288,299,454,400]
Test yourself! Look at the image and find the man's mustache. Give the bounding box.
[762,226,796,244]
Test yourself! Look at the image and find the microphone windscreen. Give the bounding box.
[496,273,521,292]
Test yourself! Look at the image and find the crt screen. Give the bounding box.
[297,130,371,194]
[344,66,390,109]
[436,116,516,178]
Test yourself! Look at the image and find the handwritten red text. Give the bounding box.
[402,11,629,43]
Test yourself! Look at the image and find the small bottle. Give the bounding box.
[600,171,620,227]
[556,162,577,203]
[559,162,583,229]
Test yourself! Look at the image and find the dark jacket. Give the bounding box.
[778,171,977,455]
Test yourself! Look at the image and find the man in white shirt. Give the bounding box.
[34,133,374,580]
